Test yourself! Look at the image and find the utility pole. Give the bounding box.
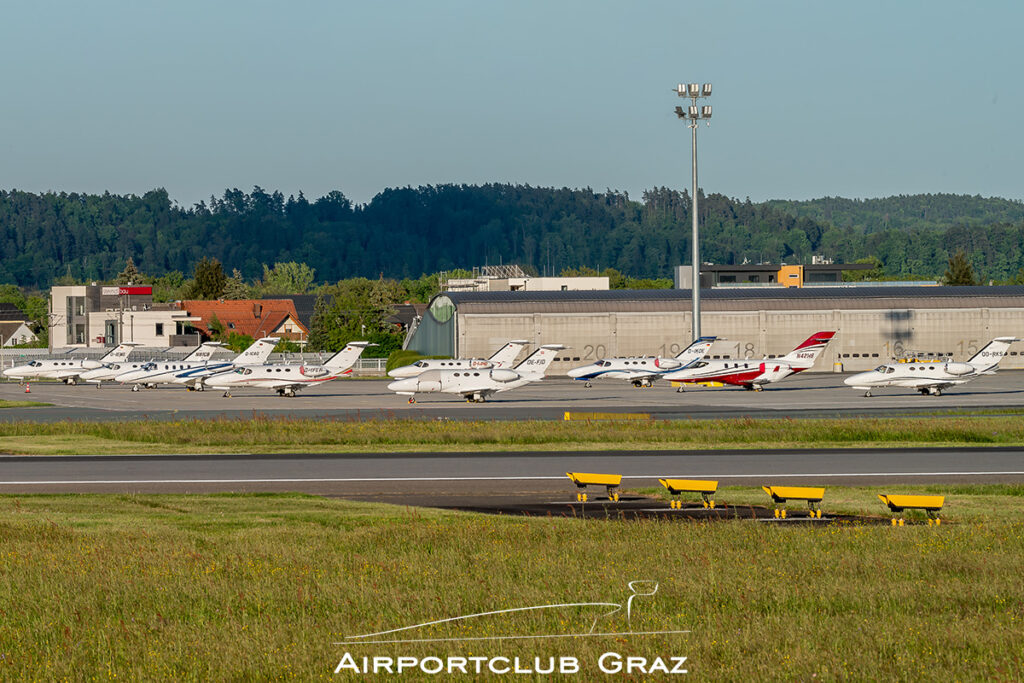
[674,82,713,340]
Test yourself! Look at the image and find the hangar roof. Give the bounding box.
[439,286,1024,314]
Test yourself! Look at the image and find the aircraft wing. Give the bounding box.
[899,378,960,389]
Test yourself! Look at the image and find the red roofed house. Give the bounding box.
[178,299,309,344]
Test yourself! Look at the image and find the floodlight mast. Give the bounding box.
[674,82,712,340]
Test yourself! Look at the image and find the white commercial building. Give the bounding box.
[49,285,200,350]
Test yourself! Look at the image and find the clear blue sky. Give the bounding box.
[1,1,1020,207]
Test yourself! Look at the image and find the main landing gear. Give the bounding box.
[584,381,592,388]
[465,394,486,403]
[631,379,654,388]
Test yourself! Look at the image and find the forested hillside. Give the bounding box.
[765,194,1024,233]
[2,186,1024,288]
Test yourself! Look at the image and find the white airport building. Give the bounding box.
[49,285,200,350]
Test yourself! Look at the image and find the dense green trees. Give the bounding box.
[2,185,1024,288]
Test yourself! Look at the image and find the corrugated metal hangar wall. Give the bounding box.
[407,287,1024,374]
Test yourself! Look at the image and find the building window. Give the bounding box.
[749,275,760,283]
[719,275,736,283]
[155,323,164,336]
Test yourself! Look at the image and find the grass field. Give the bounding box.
[0,399,49,409]
[4,413,1024,454]
[0,489,1022,680]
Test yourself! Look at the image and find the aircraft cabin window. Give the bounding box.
[473,372,480,376]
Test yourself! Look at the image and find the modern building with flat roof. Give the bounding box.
[50,285,200,350]
[404,286,1024,374]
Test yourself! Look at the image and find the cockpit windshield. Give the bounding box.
[243,368,253,375]
[142,362,157,371]
[413,360,426,367]
[874,365,896,374]
[29,361,42,367]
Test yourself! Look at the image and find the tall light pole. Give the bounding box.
[674,82,712,340]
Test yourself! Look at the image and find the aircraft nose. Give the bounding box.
[387,379,414,392]
[566,365,588,378]
[843,373,866,386]
[387,367,413,379]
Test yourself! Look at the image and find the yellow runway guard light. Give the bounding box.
[566,472,623,502]
[878,494,945,525]
[762,485,826,518]
[659,478,719,509]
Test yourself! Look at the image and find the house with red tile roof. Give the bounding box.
[177,300,309,344]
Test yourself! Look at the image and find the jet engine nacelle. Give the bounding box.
[489,368,520,383]
[758,362,793,383]
[417,379,442,392]
[943,362,975,376]
[654,358,681,370]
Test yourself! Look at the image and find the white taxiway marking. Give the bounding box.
[0,471,1023,485]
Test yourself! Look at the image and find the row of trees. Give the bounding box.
[5,185,1024,290]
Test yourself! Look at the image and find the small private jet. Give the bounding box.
[843,336,1019,397]
[2,342,139,385]
[566,336,716,387]
[78,342,220,386]
[386,340,530,379]
[387,344,566,403]
[663,331,836,391]
[116,337,278,391]
[205,341,375,397]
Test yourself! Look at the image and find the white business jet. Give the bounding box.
[204,341,375,397]
[844,337,1019,397]
[116,337,277,391]
[663,331,836,391]
[387,344,566,403]
[3,343,138,385]
[566,336,716,388]
[387,340,530,379]
[79,342,216,386]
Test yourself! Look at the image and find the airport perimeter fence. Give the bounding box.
[0,348,389,377]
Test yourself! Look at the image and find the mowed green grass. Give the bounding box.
[4,414,1024,454]
[0,399,49,409]
[0,490,1022,680]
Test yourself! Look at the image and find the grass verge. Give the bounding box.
[4,414,1024,454]
[0,399,50,409]
[0,490,1021,679]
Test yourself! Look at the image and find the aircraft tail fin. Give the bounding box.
[233,337,280,365]
[183,341,224,363]
[674,336,716,366]
[326,341,376,371]
[487,340,530,368]
[514,344,567,377]
[780,331,836,368]
[967,337,1019,372]
[99,342,140,364]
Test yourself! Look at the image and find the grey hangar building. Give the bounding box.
[403,286,1024,375]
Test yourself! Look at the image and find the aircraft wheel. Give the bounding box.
[222,392,231,398]
[864,391,872,398]
[584,382,592,388]
[407,397,416,404]
[131,385,140,392]
[933,389,942,396]
[676,386,684,393]
[68,378,77,386]
[197,386,205,392]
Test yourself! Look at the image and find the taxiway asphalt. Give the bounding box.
[2,371,1024,422]
[1,448,1021,502]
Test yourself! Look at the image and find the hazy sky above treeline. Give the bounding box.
[1,1,1020,206]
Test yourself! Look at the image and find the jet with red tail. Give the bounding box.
[662,331,836,391]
